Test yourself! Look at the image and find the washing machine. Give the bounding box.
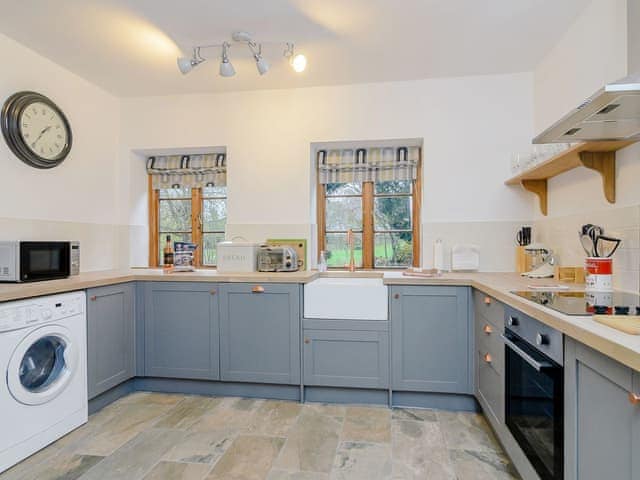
[0,291,88,473]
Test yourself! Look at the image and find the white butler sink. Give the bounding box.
[304,277,388,320]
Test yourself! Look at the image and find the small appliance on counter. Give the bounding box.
[216,240,259,273]
[258,245,299,272]
[521,243,556,278]
[0,241,73,282]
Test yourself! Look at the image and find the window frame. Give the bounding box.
[317,162,421,270]
[148,176,227,267]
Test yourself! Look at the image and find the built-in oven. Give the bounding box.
[0,241,71,282]
[503,307,564,480]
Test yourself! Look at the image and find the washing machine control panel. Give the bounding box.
[0,292,85,332]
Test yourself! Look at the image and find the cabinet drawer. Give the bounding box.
[303,329,389,389]
[473,289,504,328]
[475,312,504,376]
[477,350,504,424]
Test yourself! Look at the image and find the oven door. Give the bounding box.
[19,242,70,282]
[504,330,563,480]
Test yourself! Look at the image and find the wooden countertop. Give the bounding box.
[1,268,639,372]
[0,268,320,303]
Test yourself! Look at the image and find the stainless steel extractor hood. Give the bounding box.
[533,72,640,143]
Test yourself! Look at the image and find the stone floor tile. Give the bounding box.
[266,469,329,480]
[163,429,236,464]
[248,400,303,436]
[391,407,438,423]
[0,452,102,480]
[118,392,185,406]
[437,411,501,452]
[154,396,222,430]
[391,420,455,480]
[206,435,285,480]
[449,449,520,480]
[78,428,185,480]
[191,397,263,432]
[273,409,342,474]
[75,403,176,456]
[331,441,392,480]
[342,406,391,444]
[302,403,346,422]
[142,461,212,480]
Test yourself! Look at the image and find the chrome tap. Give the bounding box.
[346,229,356,272]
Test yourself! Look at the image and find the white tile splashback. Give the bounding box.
[533,205,640,293]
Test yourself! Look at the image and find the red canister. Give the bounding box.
[585,257,613,292]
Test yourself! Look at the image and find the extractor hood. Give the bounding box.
[533,72,640,144]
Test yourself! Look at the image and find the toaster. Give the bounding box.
[257,246,299,272]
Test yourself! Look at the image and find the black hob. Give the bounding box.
[512,290,640,316]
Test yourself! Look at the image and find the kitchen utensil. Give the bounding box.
[516,226,532,246]
[595,235,622,258]
[579,232,595,256]
[579,224,605,257]
[521,243,556,278]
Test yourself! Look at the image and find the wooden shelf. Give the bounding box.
[505,140,636,215]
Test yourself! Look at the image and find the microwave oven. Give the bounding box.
[0,241,75,282]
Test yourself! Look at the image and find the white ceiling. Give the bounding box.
[0,0,590,97]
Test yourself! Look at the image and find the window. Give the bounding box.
[318,178,420,269]
[149,180,227,267]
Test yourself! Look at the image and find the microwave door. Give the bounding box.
[20,242,70,282]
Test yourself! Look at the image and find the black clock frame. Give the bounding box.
[1,91,72,169]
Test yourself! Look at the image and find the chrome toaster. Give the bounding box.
[257,246,299,272]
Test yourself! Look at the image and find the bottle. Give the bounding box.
[434,238,444,274]
[163,235,174,270]
[318,250,328,272]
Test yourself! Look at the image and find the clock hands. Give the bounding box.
[32,125,52,146]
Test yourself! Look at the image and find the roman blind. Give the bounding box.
[317,146,420,184]
[146,153,227,189]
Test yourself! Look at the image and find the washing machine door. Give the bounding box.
[7,324,78,405]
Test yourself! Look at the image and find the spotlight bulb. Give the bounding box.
[177,57,195,74]
[291,53,307,73]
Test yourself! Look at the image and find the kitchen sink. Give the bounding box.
[303,277,388,320]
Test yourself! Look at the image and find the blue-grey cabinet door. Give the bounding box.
[87,283,135,399]
[564,337,640,480]
[219,283,300,384]
[391,286,471,393]
[303,329,389,388]
[144,282,219,380]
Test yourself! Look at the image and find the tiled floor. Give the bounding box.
[1,392,520,480]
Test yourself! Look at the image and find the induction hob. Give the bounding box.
[512,290,640,316]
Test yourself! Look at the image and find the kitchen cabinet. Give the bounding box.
[565,337,640,480]
[143,282,219,380]
[219,283,300,384]
[474,292,505,425]
[303,326,389,389]
[87,283,135,399]
[390,286,471,393]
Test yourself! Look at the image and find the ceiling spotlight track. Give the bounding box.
[176,31,306,78]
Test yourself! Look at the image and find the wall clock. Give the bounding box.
[1,91,72,169]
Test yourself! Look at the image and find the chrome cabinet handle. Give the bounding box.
[500,334,551,372]
[252,286,265,293]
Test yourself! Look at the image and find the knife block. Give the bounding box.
[515,246,533,273]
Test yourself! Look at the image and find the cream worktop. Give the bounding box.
[1,268,639,372]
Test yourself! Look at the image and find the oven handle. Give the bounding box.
[500,334,552,372]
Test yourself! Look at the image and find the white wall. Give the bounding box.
[120,72,535,270]
[0,32,126,271]
[532,0,639,292]
[533,0,628,134]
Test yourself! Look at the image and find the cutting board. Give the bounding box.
[593,315,640,335]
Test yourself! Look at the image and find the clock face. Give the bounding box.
[19,102,69,160]
[1,91,72,169]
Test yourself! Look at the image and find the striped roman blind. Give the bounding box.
[317,146,420,184]
[146,153,227,189]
